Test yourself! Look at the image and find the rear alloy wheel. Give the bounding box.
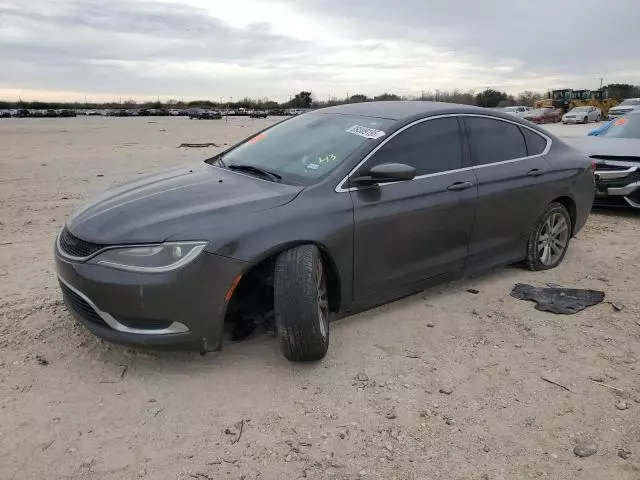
[523,202,572,271]
[274,245,329,361]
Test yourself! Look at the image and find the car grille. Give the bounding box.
[60,282,108,327]
[117,316,173,330]
[59,227,105,258]
[595,163,632,171]
[591,155,640,163]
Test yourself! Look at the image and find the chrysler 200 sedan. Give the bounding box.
[55,102,595,361]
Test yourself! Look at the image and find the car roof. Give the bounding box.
[316,101,498,121]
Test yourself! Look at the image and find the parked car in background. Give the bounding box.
[501,106,532,117]
[607,98,640,119]
[562,106,601,124]
[58,109,77,118]
[189,110,222,120]
[570,111,640,208]
[250,111,268,118]
[522,108,562,124]
[55,101,594,361]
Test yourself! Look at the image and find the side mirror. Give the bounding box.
[350,162,416,186]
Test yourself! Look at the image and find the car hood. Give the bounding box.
[67,164,303,244]
[565,137,640,159]
[609,106,636,112]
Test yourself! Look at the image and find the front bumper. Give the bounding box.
[55,242,248,351]
[562,117,586,123]
[594,161,640,208]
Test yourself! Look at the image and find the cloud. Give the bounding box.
[282,0,640,83]
[1,0,639,101]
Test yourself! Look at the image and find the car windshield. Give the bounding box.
[600,115,640,139]
[571,107,589,112]
[208,113,393,186]
[618,99,640,106]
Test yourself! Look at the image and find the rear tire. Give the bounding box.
[274,245,330,361]
[523,202,572,271]
[583,116,588,124]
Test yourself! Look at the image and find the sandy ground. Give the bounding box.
[1,116,639,480]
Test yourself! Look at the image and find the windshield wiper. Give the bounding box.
[227,164,282,182]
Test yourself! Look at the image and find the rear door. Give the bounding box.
[349,116,477,298]
[462,115,553,272]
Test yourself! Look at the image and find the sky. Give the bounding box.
[1,0,639,102]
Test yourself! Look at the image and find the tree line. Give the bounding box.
[2,84,638,111]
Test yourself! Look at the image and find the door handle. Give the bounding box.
[447,181,474,191]
[527,168,547,177]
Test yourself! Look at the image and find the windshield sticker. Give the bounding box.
[248,133,267,144]
[614,118,628,126]
[318,153,337,164]
[346,125,386,139]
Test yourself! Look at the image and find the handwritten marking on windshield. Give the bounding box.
[318,153,337,164]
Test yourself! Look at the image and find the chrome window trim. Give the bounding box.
[334,113,552,193]
[58,276,190,335]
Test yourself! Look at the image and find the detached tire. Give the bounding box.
[274,245,329,361]
[523,202,572,271]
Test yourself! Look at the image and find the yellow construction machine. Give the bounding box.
[536,89,619,116]
[570,89,619,116]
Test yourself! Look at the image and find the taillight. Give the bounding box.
[590,160,597,172]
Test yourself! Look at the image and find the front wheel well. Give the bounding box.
[224,244,342,334]
[551,196,577,236]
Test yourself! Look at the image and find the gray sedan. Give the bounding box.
[55,102,595,361]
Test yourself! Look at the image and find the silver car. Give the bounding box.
[569,110,640,209]
[562,106,602,124]
[607,98,640,119]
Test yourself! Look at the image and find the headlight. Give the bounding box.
[90,242,207,273]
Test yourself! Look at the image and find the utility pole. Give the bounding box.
[599,77,604,89]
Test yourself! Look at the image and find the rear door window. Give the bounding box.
[521,128,547,156]
[464,117,527,165]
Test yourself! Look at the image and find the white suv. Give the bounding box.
[501,106,532,117]
[608,98,640,119]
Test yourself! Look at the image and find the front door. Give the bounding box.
[349,116,478,298]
